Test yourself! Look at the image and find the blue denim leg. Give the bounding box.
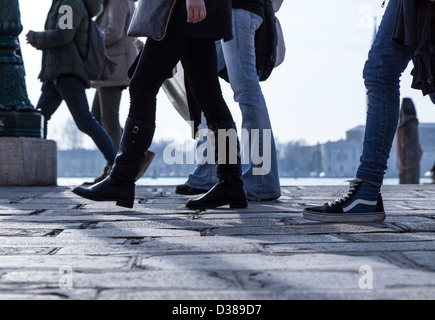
[357,0,412,185]
[185,132,218,190]
[43,76,117,166]
[37,81,63,139]
[221,9,281,200]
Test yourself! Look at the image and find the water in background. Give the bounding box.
[58,177,433,186]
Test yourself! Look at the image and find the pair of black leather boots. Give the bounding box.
[72,117,247,210]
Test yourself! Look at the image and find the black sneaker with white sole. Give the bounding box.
[303,179,386,223]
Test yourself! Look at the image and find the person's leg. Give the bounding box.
[36,81,63,139]
[90,85,154,183]
[357,1,412,185]
[304,0,412,222]
[178,35,235,194]
[178,117,218,194]
[182,38,247,209]
[221,9,281,201]
[80,90,111,185]
[181,40,234,125]
[54,76,118,166]
[179,139,218,191]
[113,32,193,182]
[91,90,101,125]
[127,34,192,124]
[97,86,124,148]
[177,38,228,194]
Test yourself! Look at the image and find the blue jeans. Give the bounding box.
[185,9,281,200]
[357,0,413,185]
[37,75,117,166]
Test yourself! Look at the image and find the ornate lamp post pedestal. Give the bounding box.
[0,0,57,186]
[0,0,42,137]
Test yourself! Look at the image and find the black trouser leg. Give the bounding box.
[186,121,247,209]
[110,117,155,184]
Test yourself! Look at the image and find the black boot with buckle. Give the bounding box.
[72,117,155,208]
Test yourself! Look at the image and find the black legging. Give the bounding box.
[128,30,234,126]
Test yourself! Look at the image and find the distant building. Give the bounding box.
[57,124,435,179]
[346,125,365,144]
[417,123,435,174]
[58,149,105,178]
[321,139,362,178]
[57,141,197,179]
[317,123,435,178]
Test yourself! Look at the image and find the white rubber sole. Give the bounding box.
[303,210,386,223]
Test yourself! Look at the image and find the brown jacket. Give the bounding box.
[91,0,138,87]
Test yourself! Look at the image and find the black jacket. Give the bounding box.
[169,0,233,41]
[233,0,264,19]
[393,0,435,95]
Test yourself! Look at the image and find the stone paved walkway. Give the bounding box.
[0,184,434,300]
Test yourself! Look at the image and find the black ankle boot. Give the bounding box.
[72,177,135,208]
[185,180,248,209]
[72,117,155,208]
[186,121,247,210]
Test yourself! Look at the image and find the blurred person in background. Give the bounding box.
[85,0,154,185]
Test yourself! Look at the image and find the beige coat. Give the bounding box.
[91,0,138,88]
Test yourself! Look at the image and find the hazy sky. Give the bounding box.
[17,0,435,149]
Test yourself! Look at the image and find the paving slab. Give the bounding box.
[0,184,434,301]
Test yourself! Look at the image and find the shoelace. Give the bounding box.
[327,179,360,207]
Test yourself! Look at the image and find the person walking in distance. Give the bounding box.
[26,0,118,183]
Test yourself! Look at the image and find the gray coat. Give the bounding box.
[91,0,138,88]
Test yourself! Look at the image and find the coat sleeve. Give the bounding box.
[33,0,84,49]
[100,0,131,46]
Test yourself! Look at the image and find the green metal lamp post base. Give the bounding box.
[0,0,56,186]
[0,111,43,138]
[0,0,43,138]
